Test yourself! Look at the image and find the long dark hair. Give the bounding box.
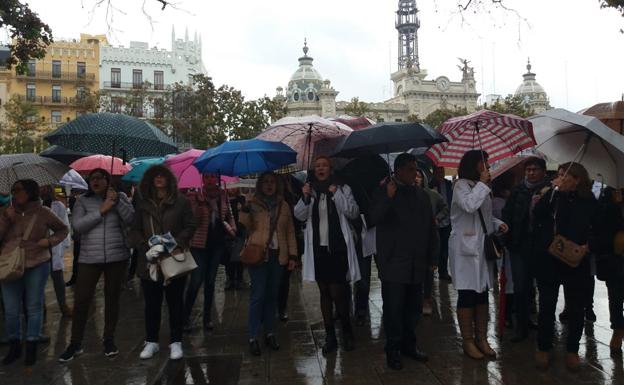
[85,168,112,197]
[559,162,593,200]
[140,164,178,201]
[458,150,489,181]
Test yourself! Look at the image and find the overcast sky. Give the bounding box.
[15,0,624,112]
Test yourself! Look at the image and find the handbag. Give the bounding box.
[0,214,38,282]
[240,202,282,266]
[547,207,586,268]
[149,216,197,282]
[477,209,504,261]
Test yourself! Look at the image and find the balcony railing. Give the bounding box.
[103,81,168,91]
[15,94,88,106]
[16,71,96,82]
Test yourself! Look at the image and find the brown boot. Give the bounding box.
[457,308,484,359]
[60,304,73,318]
[535,350,549,369]
[565,352,581,371]
[610,329,624,356]
[474,304,496,359]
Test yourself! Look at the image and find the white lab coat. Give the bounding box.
[294,184,361,283]
[448,179,505,292]
[50,201,71,272]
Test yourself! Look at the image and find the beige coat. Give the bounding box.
[239,197,297,266]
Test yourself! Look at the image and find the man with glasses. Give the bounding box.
[502,157,550,342]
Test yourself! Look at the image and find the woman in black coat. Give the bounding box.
[532,162,597,371]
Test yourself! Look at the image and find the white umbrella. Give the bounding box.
[0,154,70,193]
[59,169,88,190]
[530,108,624,187]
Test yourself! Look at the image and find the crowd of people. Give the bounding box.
[0,150,622,374]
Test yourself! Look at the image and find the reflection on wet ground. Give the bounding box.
[0,262,622,384]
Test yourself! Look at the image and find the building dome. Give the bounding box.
[514,59,550,113]
[287,40,323,103]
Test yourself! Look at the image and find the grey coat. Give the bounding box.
[72,192,135,264]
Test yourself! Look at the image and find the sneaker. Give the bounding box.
[139,342,160,360]
[103,339,119,357]
[59,344,83,363]
[169,342,183,360]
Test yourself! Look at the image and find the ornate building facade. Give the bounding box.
[514,59,551,113]
[278,0,480,121]
[99,26,207,118]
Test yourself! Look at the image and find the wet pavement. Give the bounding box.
[0,260,622,385]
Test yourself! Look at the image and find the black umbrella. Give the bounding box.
[44,112,178,160]
[40,145,92,165]
[333,122,446,159]
[336,155,389,221]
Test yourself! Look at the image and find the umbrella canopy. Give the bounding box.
[40,145,92,165]
[334,122,446,158]
[121,157,166,184]
[59,169,88,190]
[490,156,530,181]
[530,108,624,187]
[193,139,297,177]
[330,116,375,130]
[0,154,70,194]
[580,100,624,134]
[426,109,536,168]
[44,112,177,159]
[164,149,205,189]
[337,155,389,219]
[71,155,132,176]
[257,115,352,169]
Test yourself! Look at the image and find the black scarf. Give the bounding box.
[311,180,347,255]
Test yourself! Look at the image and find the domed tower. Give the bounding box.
[514,59,551,113]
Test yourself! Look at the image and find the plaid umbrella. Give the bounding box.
[426,110,536,168]
[44,112,177,159]
[257,116,352,170]
[0,154,70,193]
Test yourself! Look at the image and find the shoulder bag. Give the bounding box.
[547,206,586,268]
[150,216,197,283]
[240,202,282,266]
[477,209,505,261]
[0,214,38,282]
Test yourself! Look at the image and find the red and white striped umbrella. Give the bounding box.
[426,110,536,168]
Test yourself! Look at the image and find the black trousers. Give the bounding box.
[142,277,185,344]
[537,278,588,353]
[381,281,423,353]
[438,225,451,276]
[354,255,373,316]
[277,268,291,315]
[607,278,624,330]
[510,249,533,332]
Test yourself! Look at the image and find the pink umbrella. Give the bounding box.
[164,149,238,189]
[70,155,131,176]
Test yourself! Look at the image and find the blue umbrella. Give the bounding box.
[121,157,166,184]
[193,139,297,177]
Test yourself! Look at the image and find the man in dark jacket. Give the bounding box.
[502,157,549,342]
[370,153,438,371]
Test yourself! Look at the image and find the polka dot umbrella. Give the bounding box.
[0,154,70,194]
[44,113,177,161]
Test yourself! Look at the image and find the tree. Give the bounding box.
[0,0,53,74]
[422,107,469,129]
[484,94,534,118]
[3,95,41,153]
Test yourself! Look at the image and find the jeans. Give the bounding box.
[183,245,225,324]
[606,278,624,330]
[1,262,50,341]
[51,269,66,307]
[537,278,588,353]
[71,261,127,344]
[381,281,423,352]
[438,225,451,276]
[510,250,533,332]
[248,252,283,339]
[354,255,373,317]
[142,277,185,343]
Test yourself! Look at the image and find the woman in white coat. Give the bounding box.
[48,188,72,318]
[449,150,508,360]
[294,156,360,354]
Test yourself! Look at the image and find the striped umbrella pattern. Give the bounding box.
[426,110,536,168]
[0,154,70,193]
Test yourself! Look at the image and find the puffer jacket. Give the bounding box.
[239,197,297,265]
[72,192,135,264]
